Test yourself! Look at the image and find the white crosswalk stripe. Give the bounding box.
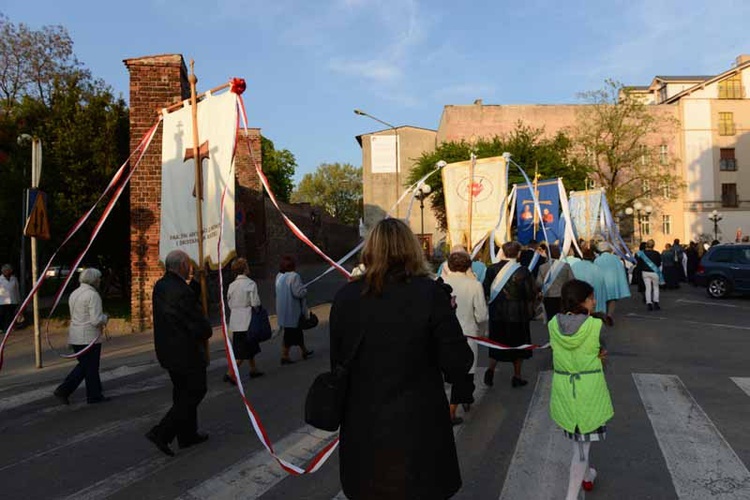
[731,377,750,398]
[634,373,750,500]
[498,371,568,500]
[178,426,337,500]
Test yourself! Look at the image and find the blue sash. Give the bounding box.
[542,260,565,296]
[636,250,665,285]
[489,261,522,303]
[528,252,541,272]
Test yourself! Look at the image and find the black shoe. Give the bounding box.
[53,390,70,406]
[178,432,209,449]
[654,302,661,311]
[483,369,494,387]
[302,350,314,360]
[280,358,295,365]
[222,374,237,385]
[511,377,528,388]
[249,371,265,379]
[647,303,654,311]
[87,396,111,404]
[451,417,464,426]
[146,429,175,457]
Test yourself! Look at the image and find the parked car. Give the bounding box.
[694,244,750,298]
[44,265,85,279]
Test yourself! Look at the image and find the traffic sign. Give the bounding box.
[24,188,50,240]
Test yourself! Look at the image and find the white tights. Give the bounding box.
[566,441,596,500]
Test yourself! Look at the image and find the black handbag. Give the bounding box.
[304,328,363,431]
[298,310,319,330]
[247,306,272,343]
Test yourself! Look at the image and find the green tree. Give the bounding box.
[291,163,362,225]
[571,79,682,213]
[0,15,129,281]
[406,122,587,230]
[261,135,296,202]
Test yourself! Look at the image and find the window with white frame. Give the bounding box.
[659,145,668,165]
[662,214,672,235]
[661,181,671,198]
[642,179,651,195]
[641,215,651,236]
[640,144,648,166]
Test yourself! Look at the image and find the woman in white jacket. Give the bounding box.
[53,268,109,405]
[223,258,263,384]
[442,251,488,425]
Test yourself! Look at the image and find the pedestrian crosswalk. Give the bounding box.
[2,371,750,499]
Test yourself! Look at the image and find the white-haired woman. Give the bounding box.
[0,263,21,330]
[53,268,110,405]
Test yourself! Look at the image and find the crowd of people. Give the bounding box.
[1,221,720,499]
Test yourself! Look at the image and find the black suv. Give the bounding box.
[695,244,750,298]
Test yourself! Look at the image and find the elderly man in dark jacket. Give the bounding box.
[146,250,213,456]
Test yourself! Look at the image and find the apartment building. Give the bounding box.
[358,55,750,250]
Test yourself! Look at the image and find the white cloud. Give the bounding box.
[329,58,402,82]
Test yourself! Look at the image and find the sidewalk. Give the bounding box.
[0,263,349,389]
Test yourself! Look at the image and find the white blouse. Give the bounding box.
[227,275,261,333]
[68,283,108,345]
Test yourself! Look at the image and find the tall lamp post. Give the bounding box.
[625,201,652,243]
[414,183,432,237]
[354,109,400,217]
[17,134,43,368]
[708,209,723,241]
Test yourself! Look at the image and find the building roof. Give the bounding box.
[654,75,712,82]
[355,125,437,146]
[664,59,750,104]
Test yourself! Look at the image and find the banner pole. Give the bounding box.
[467,152,475,247]
[188,60,210,361]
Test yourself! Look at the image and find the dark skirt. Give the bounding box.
[232,331,261,360]
[488,320,532,362]
[663,266,681,289]
[283,327,304,347]
[543,297,562,320]
[449,373,475,405]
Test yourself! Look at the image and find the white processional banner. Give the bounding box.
[442,156,507,249]
[159,90,237,267]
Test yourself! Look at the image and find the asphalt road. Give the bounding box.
[1,283,749,499]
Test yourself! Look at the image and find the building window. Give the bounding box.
[641,215,651,236]
[718,73,743,99]
[719,112,736,136]
[661,181,671,198]
[640,145,648,166]
[721,183,738,207]
[720,148,737,171]
[662,214,672,235]
[642,179,651,195]
[659,86,668,103]
[659,145,668,165]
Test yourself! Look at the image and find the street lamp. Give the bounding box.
[354,108,400,216]
[625,201,652,243]
[414,183,432,237]
[708,209,723,241]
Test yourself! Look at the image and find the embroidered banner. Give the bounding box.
[568,189,603,243]
[516,178,561,245]
[442,156,507,249]
[159,90,237,267]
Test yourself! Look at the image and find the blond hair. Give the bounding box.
[361,218,430,295]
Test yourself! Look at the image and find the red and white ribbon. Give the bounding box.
[466,335,550,351]
[216,151,339,473]
[0,120,161,370]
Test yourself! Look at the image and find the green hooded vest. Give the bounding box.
[549,315,613,434]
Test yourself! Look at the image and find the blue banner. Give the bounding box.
[515,179,561,245]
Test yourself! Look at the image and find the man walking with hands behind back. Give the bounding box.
[146,250,213,457]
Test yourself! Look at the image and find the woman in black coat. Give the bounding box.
[330,218,474,500]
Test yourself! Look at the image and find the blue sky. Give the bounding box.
[3,0,750,183]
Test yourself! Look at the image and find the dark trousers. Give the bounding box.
[0,304,17,331]
[152,369,207,445]
[449,373,476,405]
[56,344,103,402]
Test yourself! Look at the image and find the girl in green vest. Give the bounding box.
[549,279,613,500]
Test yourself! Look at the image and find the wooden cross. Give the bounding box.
[183,140,210,200]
